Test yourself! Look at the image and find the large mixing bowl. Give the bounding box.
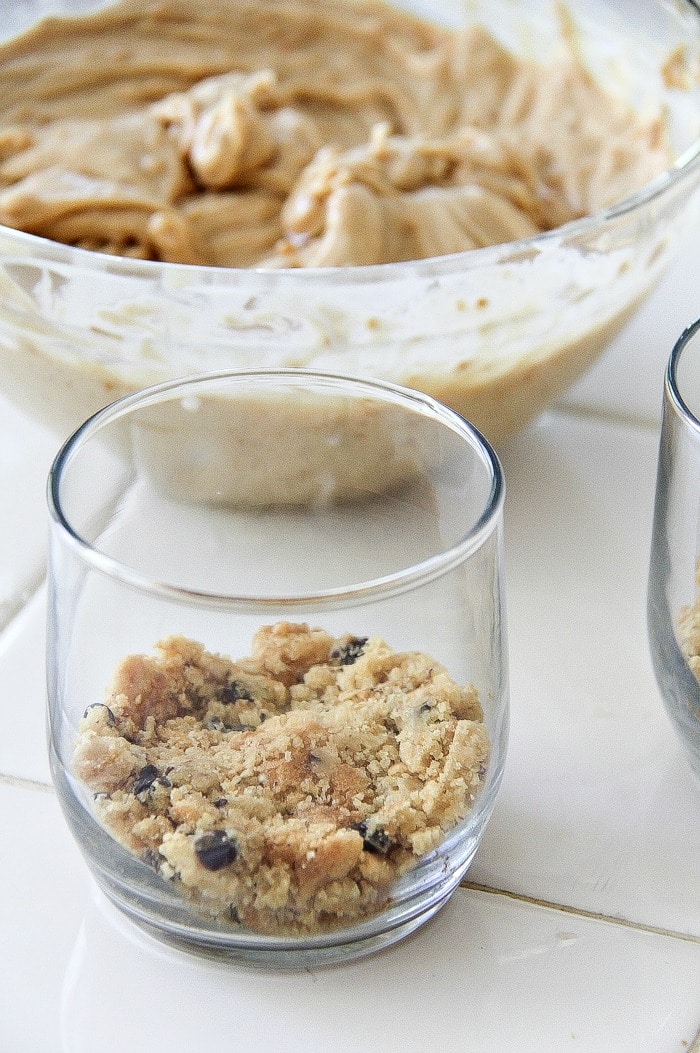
[0,0,699,445]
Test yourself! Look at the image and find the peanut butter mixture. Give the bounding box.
[0,0,669,267]
[72,623,490,934]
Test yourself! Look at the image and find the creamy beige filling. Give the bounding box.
[0,0,670,267]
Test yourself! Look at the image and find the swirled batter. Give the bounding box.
[0,0,669,267]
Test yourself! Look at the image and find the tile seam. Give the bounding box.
[461,879,700,947]
[0,771,53,793]
[1,775,697,952]
[552,401,661,435]
[0,569,47,639]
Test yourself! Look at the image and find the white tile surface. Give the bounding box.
[0,585,50,784]
[59,888,700,1053]
[2,787,694,1053]
[3,780,699,1053]
[0,394,58,630]
[473,411,700,938]
[1,229,700,1053]
[0,783,89,1053]
[1,406,698,1053]
[560,236,700,427]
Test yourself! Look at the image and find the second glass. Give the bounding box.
[649,319,700,781]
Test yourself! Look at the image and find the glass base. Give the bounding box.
[96,881,452,968]
[51,736,480,968]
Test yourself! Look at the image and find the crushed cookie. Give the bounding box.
[73,621,489,935]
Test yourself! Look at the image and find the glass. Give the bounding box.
[46,369,508,966]
[648,319,700,781]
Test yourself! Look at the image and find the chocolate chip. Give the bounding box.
[82,703,116,726]
[219,681,253,703]
[351,821,392,855]
[205,716,251,732]
[213,797,228,808]
[331,637,368,666]
[204,716,226,732]
[205,715,248,732]
[140,848,161,872]
[194,829,238,871]
[132,764,160,795]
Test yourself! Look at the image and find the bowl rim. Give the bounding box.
[1,0,699,286]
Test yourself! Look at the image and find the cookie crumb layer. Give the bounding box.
[679,566,700,683]
[73,622,490,934]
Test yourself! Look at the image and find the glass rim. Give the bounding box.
[47,367,505,611]
[666,316,700,438]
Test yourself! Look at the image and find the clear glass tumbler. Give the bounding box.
[46,368,508,966]
[648,318,700,781]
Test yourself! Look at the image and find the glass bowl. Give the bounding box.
[1,0,700,447]
[46,369,508,965]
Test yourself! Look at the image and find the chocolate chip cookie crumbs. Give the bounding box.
[679,567,700,684]
[73,622,490,935]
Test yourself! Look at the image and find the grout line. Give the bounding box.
[551,400,661,435]
[0,771,53,793]
[0,569,47,638]
[461,879,700,947]
[0,592,36,637]
[3,771,700,958]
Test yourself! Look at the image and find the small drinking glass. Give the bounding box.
[649,318,700,781]
[46,369,508,966]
